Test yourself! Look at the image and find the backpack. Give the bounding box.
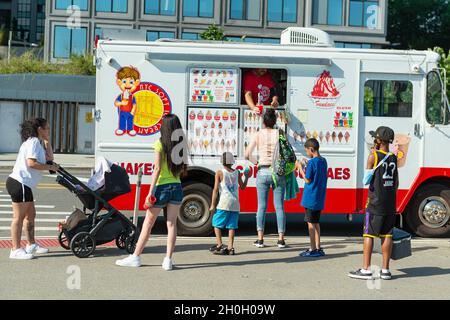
[272,129,297,177]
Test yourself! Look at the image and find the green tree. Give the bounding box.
[200,24,225,41]
[388,0,450,51]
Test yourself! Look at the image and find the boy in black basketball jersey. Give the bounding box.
[349,126,398,281]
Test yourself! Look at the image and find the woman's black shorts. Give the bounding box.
[6,177,34,203]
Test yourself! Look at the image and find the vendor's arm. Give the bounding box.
[271,95,279,108]
[244,91,259,113]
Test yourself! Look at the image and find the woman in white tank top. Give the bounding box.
[245,109,287,249]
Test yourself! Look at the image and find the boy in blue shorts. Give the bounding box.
[209,152,250,255]
[297,138,328,257]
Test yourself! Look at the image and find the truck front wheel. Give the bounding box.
[177,183,213,236]
[405,184,450,238]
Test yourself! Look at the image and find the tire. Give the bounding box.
[177,182,213,236]
[70,232,96,258]
[405,184,450,238]
[58,231,70,250]
[115,232,127,250]
[125,228,139,254]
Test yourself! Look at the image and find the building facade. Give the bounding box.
[5,0,46,44]
[44,0,388,62]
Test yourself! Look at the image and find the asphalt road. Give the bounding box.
[1,171,450,300]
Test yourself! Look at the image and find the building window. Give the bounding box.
[144,0,176,16]
[55,0,88,11]
[226,36,280,44]
[96,0,128,13]
[16,0,31,41]
[335,42,372,48]
[230,0,260,21]
[364,80,413,117]
[312,0,343,26]
[267,0,297,23]
[53,25,87,59]
[146,31,175,41]
[183,0,214,18]
[182,32,200,40]
[349,0,379,27]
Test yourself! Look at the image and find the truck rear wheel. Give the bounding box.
[405,184,450,238]
[178,183,213,236]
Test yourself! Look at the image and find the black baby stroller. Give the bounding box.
[56,164,139,258]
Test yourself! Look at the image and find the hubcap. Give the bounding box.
[179,194,210,228]
[418,196,450,228]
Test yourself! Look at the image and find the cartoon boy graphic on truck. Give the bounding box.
[114,66,141,136]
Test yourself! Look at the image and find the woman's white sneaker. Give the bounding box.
[162,257,173,271]
[25,243,49,254]
[115,255,141,267]
[10,248,34,260]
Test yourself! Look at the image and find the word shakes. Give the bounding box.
[120,162,155,176]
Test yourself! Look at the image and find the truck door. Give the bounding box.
[358,73,423,212]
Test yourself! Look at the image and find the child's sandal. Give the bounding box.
[229,248,235,255]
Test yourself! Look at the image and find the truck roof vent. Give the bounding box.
[280,27,335,47]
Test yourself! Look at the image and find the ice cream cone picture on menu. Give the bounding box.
[390,134,411,168]
[319,131,324,143]
[338,132,343,143]
[313,131,318,140]
[306,131,312,139]
[331,132,337,143]
[300,131,306,143]
[325,131,331,143]
[344,131,350,144]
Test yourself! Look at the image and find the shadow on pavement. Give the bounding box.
[395,267,450,279]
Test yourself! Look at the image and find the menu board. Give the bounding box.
[243,109,287,155]
[188,68,239,105]
[187,107,239,157]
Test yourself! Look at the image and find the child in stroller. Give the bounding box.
[56,158,138,258]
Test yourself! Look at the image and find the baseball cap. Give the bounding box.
[369,126,395,143]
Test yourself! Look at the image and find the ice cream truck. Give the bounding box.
[94,27,450,237]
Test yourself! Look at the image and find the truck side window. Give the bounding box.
[364,80,413,117]
[241,68,287,106]
[426,71,450,125]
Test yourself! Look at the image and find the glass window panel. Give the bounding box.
[182,32,198,40]
[335,42,344,48]
[364,80,413,117]
[96,0,112,12]
[344,43,362,48]
[267,0,281,22]
[247,0,260,20]
[145,0,159,14]
[160,31,175,38]
[183,0,197,17]
[71,27,87,56]
[364,0,379,28]
[244,37,262,43]
[349,0,363,26]
[230,0,244,20]
[283,0,297,22]
[226,36,243,42]
[147,31,158,41]
[72,0,88,10]
[261,38,280,44]
[55,0,71,10]
[312,0,327,24]
[328,0,342,25]
[112,0,127,13]
[54,26,71,58]
[199,0,213,17]
[160,0,175,15]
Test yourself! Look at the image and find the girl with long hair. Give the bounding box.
[116,114,188,269]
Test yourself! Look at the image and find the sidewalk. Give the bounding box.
[0,153,95,172]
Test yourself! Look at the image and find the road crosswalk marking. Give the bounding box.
[0,218,61,223]
[0,211,70,215]
[0,204,57,209]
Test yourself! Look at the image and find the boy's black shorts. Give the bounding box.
[363,209,396,238]
[305,208,321,223]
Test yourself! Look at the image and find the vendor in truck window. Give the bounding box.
[242,68,279,113]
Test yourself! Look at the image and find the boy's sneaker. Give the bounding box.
[277,240,286,248]
[214,248,230,255]
[318,248,325,256]
[380,270,392,280]
[162,257,173,271]
[253,240,265,248]
[25,243,49,254]
[300,249,322,257]
[209,244,225,252]
[9,248,34,260]
[115,255,141,267]
[348,269,374,280]
[229,248,235,255]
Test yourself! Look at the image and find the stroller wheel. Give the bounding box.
[125,233,138,254]
[58,230,70,250]
[115,232,127,250]
[70,232,96,258]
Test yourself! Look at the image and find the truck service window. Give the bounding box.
[241,68,287,107]
[364,80,413,117]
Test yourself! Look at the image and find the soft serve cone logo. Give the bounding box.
[309,70,344,108]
